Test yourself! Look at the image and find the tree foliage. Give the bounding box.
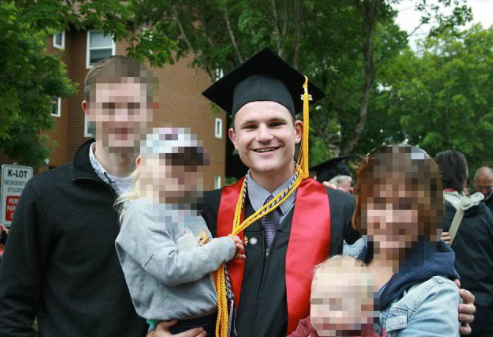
[1,0,477,168]
[380,24,493,172]
[131,0,472,165]
[1,0,177,167]
[0,2,77,167]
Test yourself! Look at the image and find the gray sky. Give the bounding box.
[394,0,493,47]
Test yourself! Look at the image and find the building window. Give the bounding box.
[215,118,223,139]
[214,176,222,189]
[215,68,224,80]
[84,115,94,138]
[86,30,115,68]
[53,31,65,49]
[51,97,61,117]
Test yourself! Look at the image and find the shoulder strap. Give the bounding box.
[449,198,465,245]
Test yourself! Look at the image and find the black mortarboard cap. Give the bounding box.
[310,156,352,183]
[202,47,325,116]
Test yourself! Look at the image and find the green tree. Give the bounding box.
[381,24,493,172]
[131,0,471,165]
[0,3,77,167]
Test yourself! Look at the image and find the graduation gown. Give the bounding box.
[202,179,361,337]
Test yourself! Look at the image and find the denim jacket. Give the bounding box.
[356,240,461,337]
[380,276,460,337]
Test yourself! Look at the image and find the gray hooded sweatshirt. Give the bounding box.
[115,198,236,321]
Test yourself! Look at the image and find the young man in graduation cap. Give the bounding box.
[150,48,476,337]
[199,47,360,337]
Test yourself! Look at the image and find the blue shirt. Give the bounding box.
[245,171,296,223]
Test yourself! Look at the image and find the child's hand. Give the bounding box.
[231,236,246,260]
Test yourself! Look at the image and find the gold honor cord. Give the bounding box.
[214,76,312,337]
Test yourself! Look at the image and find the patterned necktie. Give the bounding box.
[262,195,281,248]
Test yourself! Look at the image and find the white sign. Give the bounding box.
[1,165,33,227]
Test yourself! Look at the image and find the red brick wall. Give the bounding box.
[45,32,71,167]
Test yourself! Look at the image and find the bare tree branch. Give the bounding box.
[271,0,284,57]
[223,5,244,63]
[281,0,290,38]
[341,0,377,155]
[172,7,214,79]
[407,20,426,38]
[293,0,303,69]
[196,12,218,48]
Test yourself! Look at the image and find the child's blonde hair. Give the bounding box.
[311,255,373,298]
[114,168,141,223]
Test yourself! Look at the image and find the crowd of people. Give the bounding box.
[0,49,488,337]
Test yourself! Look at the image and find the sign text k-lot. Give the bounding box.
[1,165,33,227]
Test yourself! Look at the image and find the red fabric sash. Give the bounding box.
[217,177,246,308]
[217,177,331,335]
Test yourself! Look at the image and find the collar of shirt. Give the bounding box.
[88,142,133,194]
[246,171,296,215]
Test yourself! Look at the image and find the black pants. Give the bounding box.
[169,311,217,336]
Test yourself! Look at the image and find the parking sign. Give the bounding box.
[1,165,33,227]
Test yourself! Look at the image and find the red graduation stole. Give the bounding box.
[217,176,331,334]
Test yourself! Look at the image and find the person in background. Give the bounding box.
[474,166,493,213]
[436,151,493,337]
[323,175,353,194]
[322,175,365,257]
[0,224,8,264]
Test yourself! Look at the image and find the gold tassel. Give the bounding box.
[302,76,311,178]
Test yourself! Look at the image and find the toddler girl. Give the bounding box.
[115,127,244,336]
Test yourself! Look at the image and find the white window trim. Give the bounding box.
[53,31,65,49]
[84,114,94,138]
[215,117,223,139]
[215,68,224,80]
[86,30,116,69]
[214,176,222,189]
[51,97,61,117]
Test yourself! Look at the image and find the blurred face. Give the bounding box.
[311,272,374,336]
[475,174,493,200]
[137,152,205,204]
[85,79,153,153]
[340,178,353,194]
[361,177,421,259]
[229,101,302,179]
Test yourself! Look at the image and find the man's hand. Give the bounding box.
[146,320,207,337]
[441,231,451,246]
[231,236,246,260]
[454,279,476,335]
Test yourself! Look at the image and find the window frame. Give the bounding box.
[53,31,65,49]
[84,114,94,138]
[86,29,116,69]
[50,97,62,117]
[215,117,223,139]
[215,68,224,80]
[214,175,222,189]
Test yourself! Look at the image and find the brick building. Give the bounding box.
[2,29,227,190]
